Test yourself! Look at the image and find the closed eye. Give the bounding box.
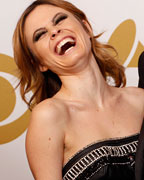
[33,13,68,42]
[54,14,68,25]
[33,29,47,42]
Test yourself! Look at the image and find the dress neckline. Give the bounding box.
[63,133,140,169]
[63,133,139,180]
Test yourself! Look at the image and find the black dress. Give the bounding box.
[138,51,144,88]
[62,134,139,180]
[135,51,144,180]
[135,120,144,180]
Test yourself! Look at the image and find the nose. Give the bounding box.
[50,29,61,40]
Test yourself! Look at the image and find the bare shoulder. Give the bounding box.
[32,98,67,120]
[27,97,68,130]
[122,86,144,100]
[25,98,68,179]
[26,97,68,148]
[121,86,144,111]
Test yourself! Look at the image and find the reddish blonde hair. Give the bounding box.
[13,0,126,110]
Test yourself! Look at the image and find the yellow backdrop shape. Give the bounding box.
[108,19,136,65]
[0,53,31,144]
[0,76,16,121]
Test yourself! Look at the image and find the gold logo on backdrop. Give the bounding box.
[108,19,144,67]
[0,19,144,144]
[0,53,30,144]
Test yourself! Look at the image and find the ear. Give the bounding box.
[82,20,93,35]
[39,64,49,72]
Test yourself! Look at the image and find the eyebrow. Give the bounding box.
[33,12,64,42]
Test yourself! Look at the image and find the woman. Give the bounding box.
[13,0,144,179]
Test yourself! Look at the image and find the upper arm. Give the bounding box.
[26,102,65,180]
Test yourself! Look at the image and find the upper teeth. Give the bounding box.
[56,37,75,54]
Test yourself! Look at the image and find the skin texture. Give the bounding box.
[24,5,92,75]
[24,5,144,180]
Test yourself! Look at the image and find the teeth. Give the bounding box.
[56,37,75,55]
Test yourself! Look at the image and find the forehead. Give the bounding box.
[25,4,72,31]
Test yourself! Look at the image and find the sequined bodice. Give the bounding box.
[62,134,139,180]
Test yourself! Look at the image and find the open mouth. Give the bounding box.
[55,37,76,55]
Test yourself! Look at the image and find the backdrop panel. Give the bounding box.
[0,0,144,179]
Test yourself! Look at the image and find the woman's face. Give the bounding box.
[24,4,92,75]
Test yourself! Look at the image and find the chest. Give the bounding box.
[67,103,141,135]
[63,103,142,165]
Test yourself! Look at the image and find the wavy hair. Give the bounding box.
[13,0,126,110]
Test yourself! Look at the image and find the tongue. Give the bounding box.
[60,41,75,55]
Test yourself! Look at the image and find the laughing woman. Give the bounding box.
[13,0,144,179]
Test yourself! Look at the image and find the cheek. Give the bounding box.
[71,21,91,45]
[34,41,50,60]
[78,28,91,50]
[85,35,91,49]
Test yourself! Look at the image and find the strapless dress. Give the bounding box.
[62,134,139,180]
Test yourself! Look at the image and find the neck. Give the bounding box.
[56,56,111,107]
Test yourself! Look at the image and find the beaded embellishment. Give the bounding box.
[63,138,138,180]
